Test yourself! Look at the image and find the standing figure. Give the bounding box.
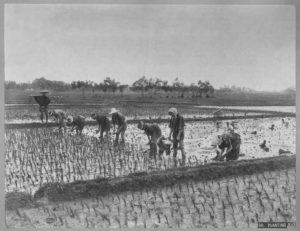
[33,90,51,124]
[168,108,186,164]
[67,115,85,135]
[137,121,162,159]
[91,113,111,139]
[109,108,127,143]
[49,109,67,132]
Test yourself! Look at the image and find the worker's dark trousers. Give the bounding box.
[39,106,48,123]
[149,138,158,159]
[115,123,127,143]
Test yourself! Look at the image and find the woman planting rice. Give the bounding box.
[91,113,111,139]
[67,115,86,135]
[137,121,162,159]
[109,108,127,143]
[212,130,241,161]
[49,109,68,132]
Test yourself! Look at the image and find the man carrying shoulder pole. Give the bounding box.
[32,90,51,124]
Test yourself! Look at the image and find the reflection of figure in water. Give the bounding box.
[259,140,269,152]
[33,90,51,124]
[212,130,241,161]
[285,122,289,128]
[215,121,222,131]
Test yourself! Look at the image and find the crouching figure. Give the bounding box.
[157,136,173,159]
[67,115,85,135]
[212,130,241,161]
[91,113,111,139]
[137,121,162,159]
[49,109,67,132]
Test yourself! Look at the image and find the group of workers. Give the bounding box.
[34,91,241,163]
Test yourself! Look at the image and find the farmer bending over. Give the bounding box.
[109,108,127,143]
[212,130,241,161]
[137,121,162,158]
[157,136,173,158]
[33,90,51,124]
[67,115,85,135]
[168,108,186,164]
[91,113,111,139]
[49,109,67,132]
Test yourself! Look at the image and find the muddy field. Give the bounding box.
[6,167,296,228]
[5,104,273,124]
[5,105,296,228]
[5,116,295,195]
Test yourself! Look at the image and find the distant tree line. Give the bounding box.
[5,76,217,97]
[131,76,215,98]
[6,76,294,97]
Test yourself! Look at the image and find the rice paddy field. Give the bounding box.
[6,166,296,229]
[5,104,296,228]
[5,104,272,124]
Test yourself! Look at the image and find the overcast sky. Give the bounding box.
[5,4,295,91]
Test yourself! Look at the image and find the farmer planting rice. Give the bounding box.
[168,107,186,164]
[91,113,111,139]
[67,115,85,135]
[109,108,127,143]
[137,121,162,158]
[32,90,51,124]
[157,136,173,158]
[212,129,241,161]
[49,109,67,132]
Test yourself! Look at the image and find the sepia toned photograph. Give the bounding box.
[4,3,296,229]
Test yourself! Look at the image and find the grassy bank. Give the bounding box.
[28,155,295,205]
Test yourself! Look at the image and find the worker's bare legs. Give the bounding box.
[120,129,126,143]
[114,131,125,143]
[151,137,158,159]
[40,112,44,124]
[114,132,119,143]
[173,139,185,165]
[179,140,186,164]
[100,131,104,140]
